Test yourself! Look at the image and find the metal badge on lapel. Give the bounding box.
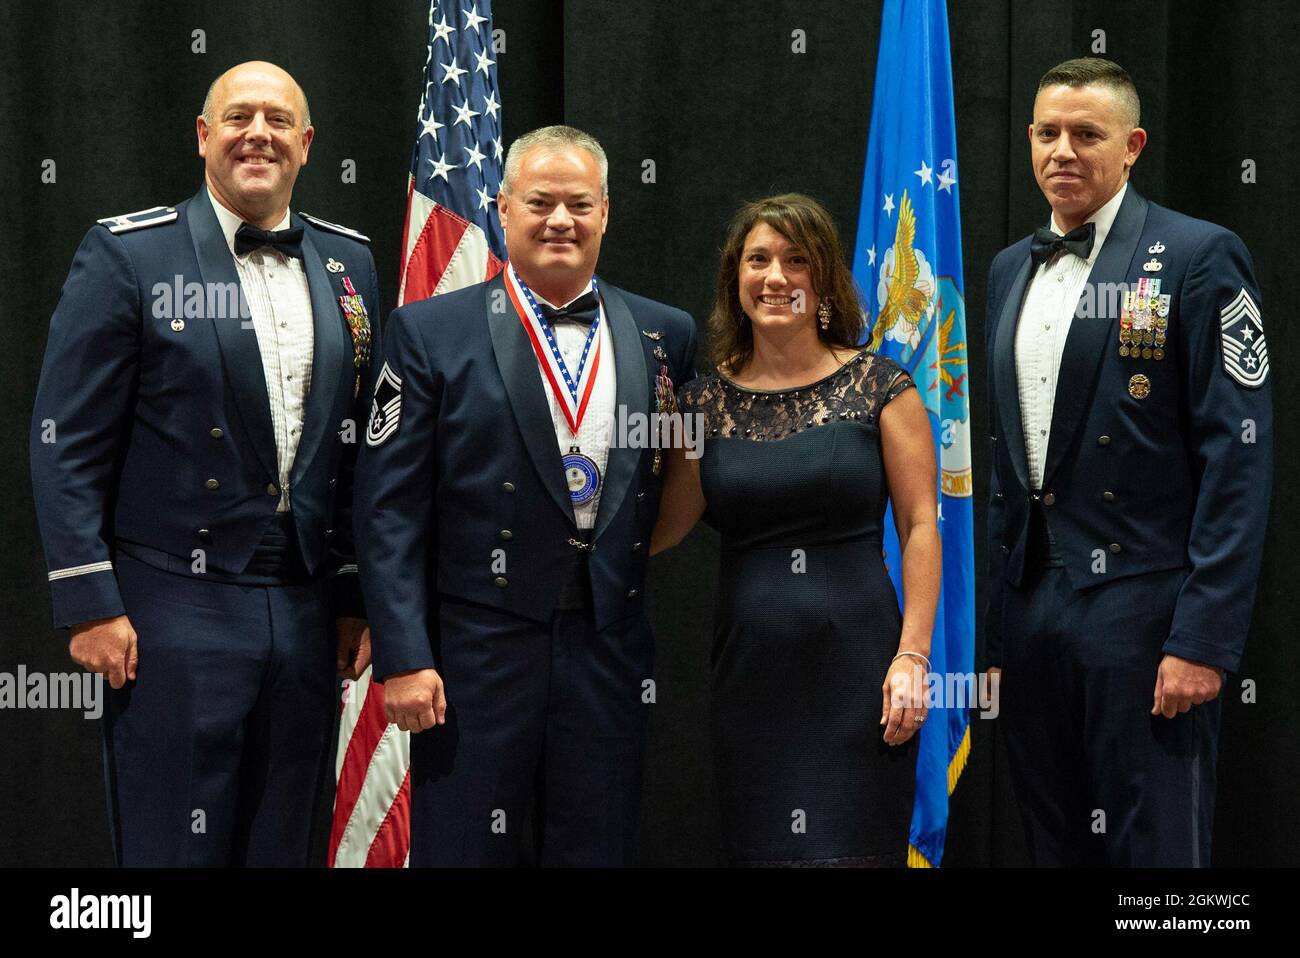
[170,318,185,332]
[1128,373,1151,399]
[641,329,663,341]
[337,276,372,396]
[326,257,345,274]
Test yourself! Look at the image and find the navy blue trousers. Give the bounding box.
[103,554,335,866]
[409,600,653,867]
[1000,566,1221,867]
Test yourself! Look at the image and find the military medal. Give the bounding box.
[338,276,372,396]
[652,364,678,475]
[1120,289,1135,356]
[1128,373,1151,399]
[506,265,605,505]
[563,446,601,504]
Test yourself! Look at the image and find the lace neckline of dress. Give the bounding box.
[717,346,873,395]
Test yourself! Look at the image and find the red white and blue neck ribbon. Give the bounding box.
[505,263,603,436]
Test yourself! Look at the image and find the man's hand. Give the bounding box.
[336,617,371,680]
[1152,654,1223,718]
[69,615,138,689]
[383,668,447,733]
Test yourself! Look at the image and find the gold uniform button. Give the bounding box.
[502,481,516,493]
[1109,543,1122,554]
[209,427,224,439]
[1102,491,1116,502]
[1098,435,1111,446]
[627,589,639,599]
[1042,493,1055,506]
[499,530,513,541]
[494,577,508,588]
[205,479,219,490]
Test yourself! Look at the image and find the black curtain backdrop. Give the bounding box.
[1,0,1294,867]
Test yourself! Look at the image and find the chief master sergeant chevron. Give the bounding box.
[29,61,380,866]
[984,57,1272,866]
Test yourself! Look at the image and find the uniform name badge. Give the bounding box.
[506,266,604,505]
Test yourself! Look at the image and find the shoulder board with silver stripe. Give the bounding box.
[96,206,178,234]
[300,213,370,243]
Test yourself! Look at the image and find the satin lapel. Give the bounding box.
[993,255,1033,493]
[1041,189,1149,488]
[487,273,575,523]
[290,225,347,486]
[594,284,649,542]
[186,189,278,480]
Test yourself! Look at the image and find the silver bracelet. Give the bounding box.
[890,650,931,672]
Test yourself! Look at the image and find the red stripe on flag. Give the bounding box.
[398,175,416,281]
[364,770,411,868]
[327,679,389,867]
[402,204,473,305]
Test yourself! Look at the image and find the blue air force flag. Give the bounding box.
[851,0,975,868]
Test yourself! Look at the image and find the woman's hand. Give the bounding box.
[880,654,928,746]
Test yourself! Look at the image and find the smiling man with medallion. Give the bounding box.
[983,58,1272,866]
[356,126,696,866]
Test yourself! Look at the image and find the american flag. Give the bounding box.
[329,0,506,869]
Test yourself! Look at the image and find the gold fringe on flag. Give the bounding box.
[906,723,973,869]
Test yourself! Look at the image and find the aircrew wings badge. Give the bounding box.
[1219,287,1268,388]
[366,362,402,446]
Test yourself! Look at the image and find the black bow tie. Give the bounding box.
[235,223,304,259]
[538,290,600,328]
[1030,222,1095,267]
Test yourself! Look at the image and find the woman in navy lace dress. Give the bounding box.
[653,194,940,866]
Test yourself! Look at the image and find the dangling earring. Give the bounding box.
[817,300,832,331]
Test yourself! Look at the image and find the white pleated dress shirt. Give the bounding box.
[209,190,315,512]
[1015,183,1127,489]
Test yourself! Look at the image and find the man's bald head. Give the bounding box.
[196,60,315,228]
[202,61,311,131]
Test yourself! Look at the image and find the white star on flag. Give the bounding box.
[883,193,895,216]
[915,160,933,185]
[452,99,480,127]
[464,142,487,171]
[492,137,503,161]
[482,90,500,120]
[937,164,956,193]
[476,184,494,210]
[474,47,495,76]
[463,3,488,32]
[420,114,444,142]
[867,245,877,266]
[441,58,468,85]
[428,152,456,182]
[432,14,456,44]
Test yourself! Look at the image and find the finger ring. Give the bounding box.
[914,715,925,725]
